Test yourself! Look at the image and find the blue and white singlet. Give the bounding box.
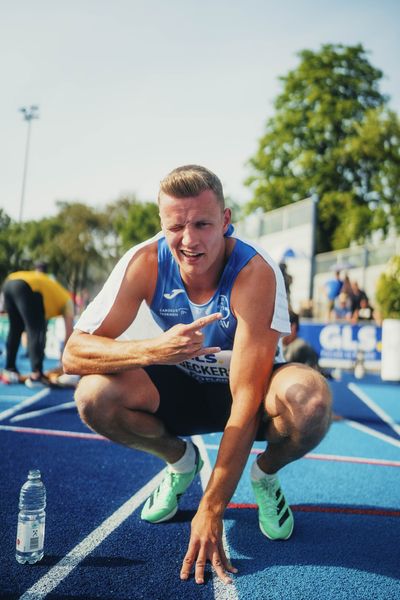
[75,229,290,383]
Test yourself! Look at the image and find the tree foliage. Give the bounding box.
[49,202,109,300]
[0,196,161,303]
[113,196,160,252]
[245,44,400,251]
[375,255,400,319]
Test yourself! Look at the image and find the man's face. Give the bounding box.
[159,189,231,279]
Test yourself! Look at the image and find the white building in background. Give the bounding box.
[235,197,317,314]
[235,198,399,319]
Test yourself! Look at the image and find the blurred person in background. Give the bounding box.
[1,262,74,387]
[283,311,319,368]
[331,292,352,321]
[341,274,353,297]
[352,296,375,322]
[279,262,293,309]
[324,270,343,319]
[350,281,368,317]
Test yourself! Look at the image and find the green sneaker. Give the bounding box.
[141,444,203,523]
[251,475,294,540]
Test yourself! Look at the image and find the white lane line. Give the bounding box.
[10,401,76,422]
[303,452,400,467]
[0,388,50,422]
[0,424,107,441]
[203,443,400,467]
[348,382,400,437]
[0,394,31,401]
[19,469,165,600]
[345,419,400,448]
[192,435,239,600]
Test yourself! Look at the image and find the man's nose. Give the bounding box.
[182,225,197,246]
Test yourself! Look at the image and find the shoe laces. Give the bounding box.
[157,470,182,496]
[255,478,279,516]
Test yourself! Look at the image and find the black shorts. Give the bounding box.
[143,363,287,442]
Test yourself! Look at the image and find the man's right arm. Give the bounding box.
[62,247,222,375]
[63,331,157,375]
[62,246,156,375]
[63,314,223,375]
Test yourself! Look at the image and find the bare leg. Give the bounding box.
[257,363,332,474]
[75,369,186,464]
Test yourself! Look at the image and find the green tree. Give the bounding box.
[0,216,34,282]
[113,197,160,252]
[245,44,400,251]
[376,256,400,319]
[49,202,109,301]
[0,206,106,300]
[225,196,244,224]
[104,197,132,258]
[0,209,13,282]
[21,217,64,271]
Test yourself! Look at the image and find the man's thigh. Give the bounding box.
[76,368,160,414]
[144,365,233,436]
[145,363,294,441]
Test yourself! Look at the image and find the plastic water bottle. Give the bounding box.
[16,469,46,564]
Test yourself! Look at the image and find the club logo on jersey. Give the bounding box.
[217,294,230,329]
[163,288,185,300]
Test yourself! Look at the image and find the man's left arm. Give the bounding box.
[180,257,282,584]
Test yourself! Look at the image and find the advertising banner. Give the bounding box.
[299,322,382,369]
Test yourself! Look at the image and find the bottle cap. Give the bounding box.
[28,469,41,479]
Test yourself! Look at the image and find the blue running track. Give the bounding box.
[1,362,399,600]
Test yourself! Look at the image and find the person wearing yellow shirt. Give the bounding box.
[2,262,74,387]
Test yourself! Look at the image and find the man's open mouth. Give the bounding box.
[180,250,204,258]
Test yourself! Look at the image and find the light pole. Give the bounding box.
[19,105,39,222]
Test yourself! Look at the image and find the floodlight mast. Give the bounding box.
[18,105,39,222]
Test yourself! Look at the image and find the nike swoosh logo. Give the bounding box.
[163,289,185,300]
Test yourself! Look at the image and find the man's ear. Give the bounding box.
[223,208,232,233]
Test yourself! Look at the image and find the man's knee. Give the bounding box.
[74,370,160,430]
[269,365,332,439]
[300,382,331,432]
[291,374,332,442]
[75,374,117,428]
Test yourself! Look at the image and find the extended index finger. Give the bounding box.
[185,312,222,332]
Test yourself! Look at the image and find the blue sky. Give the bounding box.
[1,0,399,222]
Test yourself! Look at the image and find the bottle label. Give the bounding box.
[16,520,45,553]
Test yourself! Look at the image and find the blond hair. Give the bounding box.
[158,165,225,207]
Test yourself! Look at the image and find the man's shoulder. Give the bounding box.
[233,250,277,291]
[125,237,159,269]
[124,241,158,286]
[115,237,160,304]
[126,233,161,254]
[231,255,272,301]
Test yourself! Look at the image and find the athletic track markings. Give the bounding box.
[192,434,239,599]
[1,424,399,466]
[348,382,400,437]
[10,401,76,422]
[18,470,165,600]
[0,388,50,422]
[344,419,400,448]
